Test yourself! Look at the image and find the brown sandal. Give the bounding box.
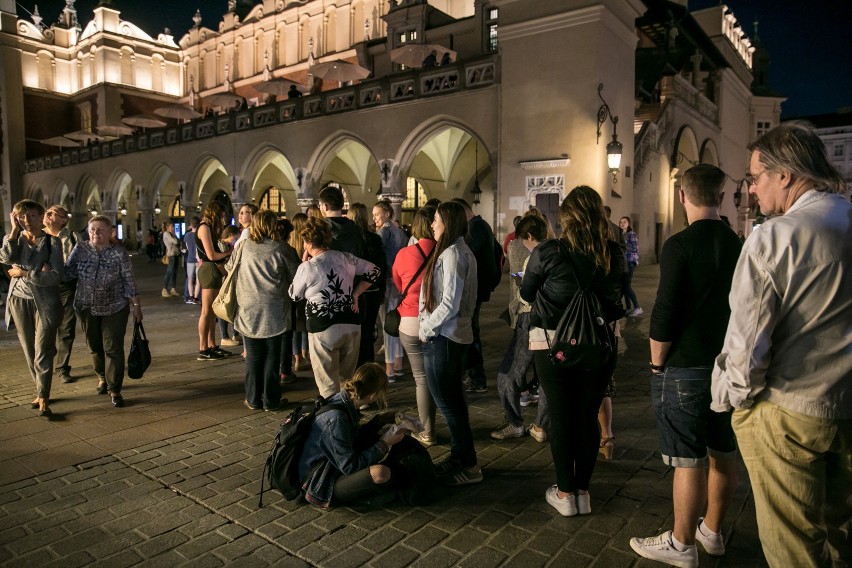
[599,437,615,460]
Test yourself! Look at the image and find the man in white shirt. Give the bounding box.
[711,122,851,567]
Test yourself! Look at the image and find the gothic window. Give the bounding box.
[170,197,185,218]
[259,187,285,214]
[402,177,429,210]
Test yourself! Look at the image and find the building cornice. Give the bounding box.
[499,5,638,51]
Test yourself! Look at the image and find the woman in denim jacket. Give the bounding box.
[298,363,406,508]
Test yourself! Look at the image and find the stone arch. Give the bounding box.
[670,125,701,234]
[240,143,299,214]
[672,125,700,169]
[307,132,380,205]
[78,174,102,216]
[187,154,232,217]
[699,139,719,166]
[25,183,45,205]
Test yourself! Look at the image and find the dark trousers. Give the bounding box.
[422,335,477,467]
[55,279,78,374]
[466,300,486,385]
[280,329,294,375]
[78,305,130,394]
[332,467,396,506]
[496,313,549,429]
[163,255,179,290]
[357,291,382,366]
[534,351,612,492]
[244,334,283,410]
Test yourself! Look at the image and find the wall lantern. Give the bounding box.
[734,179,747,208]
[471,141,482,205]
[119,201,128,216]
[154,194,162,215]
[596,83,622,184]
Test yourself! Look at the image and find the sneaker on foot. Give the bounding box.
[58,369,74,384]
[491,423,525,440]
[442,465,483,486]
[576,492,591,515]
[161,289,170,298]
[630,531,698,568]
[212,346,233,357]
[387,374,396,384]
[528,424,548,443]
[435,456,462,475]
[545,485,578,517]
[197,349,223,361]
[221,338,241,347]
[695,518,725,556]
[411,431,436,447]
[279,372,298,385]
[630,307,644,317]
[169,288,180,296]
[520,393,539,407]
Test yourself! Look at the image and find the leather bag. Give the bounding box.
[127,321,151,379]
[384,244,431,337]
[212,244,243,324]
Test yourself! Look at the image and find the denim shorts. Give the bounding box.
[651,366,737,467]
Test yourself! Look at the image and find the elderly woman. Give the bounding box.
[234,210,298,411]
[520,186,624,517]
[289,217,380,398]
[1,200,64,416]
[66,215,143,408]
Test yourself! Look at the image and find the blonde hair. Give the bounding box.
[346,202,371,231]
[249,209,278,243]
[342,363,388,409]
[289,213,308,257]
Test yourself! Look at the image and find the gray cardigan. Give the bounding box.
[0,233,63,329]
[233,239,299,339]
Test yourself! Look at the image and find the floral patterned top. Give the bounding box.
[289,250,379,333]
[65,242,139,316]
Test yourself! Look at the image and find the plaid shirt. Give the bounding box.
[65,242,138,316]
[624,230,639,264]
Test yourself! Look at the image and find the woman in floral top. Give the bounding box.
[289,217,380,398]
[66,216,142,408]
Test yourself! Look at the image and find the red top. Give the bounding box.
[502,231,516,255]
[392,238,437,317]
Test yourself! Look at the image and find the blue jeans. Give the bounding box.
[651,366,736,467]
[422,335,476,467]
[163,255,179,290]
[624,261,639,310]
[244,334,283,410]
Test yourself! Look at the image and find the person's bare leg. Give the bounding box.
[672,467,707,545]
[703,456,738,533]
[598,396,613,438]
[199,288,217,350]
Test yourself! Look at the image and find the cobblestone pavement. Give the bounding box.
[0,255,767,567]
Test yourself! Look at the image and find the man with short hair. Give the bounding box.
[631,164,742,568]
[450,197,498,393]
[712,122,852,567]
[44,205,78,383]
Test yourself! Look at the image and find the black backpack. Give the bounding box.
[258,399,345,507]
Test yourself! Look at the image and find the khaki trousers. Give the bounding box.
[8,295,58,399]
[732,400,852,568]
[308,324,360,398]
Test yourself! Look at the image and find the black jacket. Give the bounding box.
[520,238,624,329]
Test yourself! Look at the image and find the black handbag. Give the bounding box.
[384,244,431,337]
[127,320,151,379]
[545,241,615,371]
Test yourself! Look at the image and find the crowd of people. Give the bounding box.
[1,121,847,567]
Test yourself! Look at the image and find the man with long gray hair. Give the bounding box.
[712,121,851,567]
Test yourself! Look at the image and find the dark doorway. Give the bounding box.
[535,193,561,235]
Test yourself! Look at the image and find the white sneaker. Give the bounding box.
[630,307,644,317]
[528,424,547,443]
[695,518,725,556]
[545,485,577,517]
[576,492,591,515]
[630,531,698,568]
[491,423,525,440]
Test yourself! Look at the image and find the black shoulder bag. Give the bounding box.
[545,240,616,371]
[384,244,431,337]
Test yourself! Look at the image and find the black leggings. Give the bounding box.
[332,467,396,506]
[534,352,612,493]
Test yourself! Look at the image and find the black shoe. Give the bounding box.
[111,394,124,408]
[58,370,74,384]
[465,380,487,393]
[212,346,233,357]
[197,349,224,361]
[96,381,108,394]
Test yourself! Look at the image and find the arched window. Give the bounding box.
[120,48,135,86]
[170,196,185,218]
[152,55,165,92]
[37,51,55,91]
[402,177,429,209]
[259,187,285,214]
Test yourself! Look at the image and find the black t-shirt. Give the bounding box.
[649,219,742,367]
[194,223,227,264]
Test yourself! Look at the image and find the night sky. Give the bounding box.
[25,0,852,118]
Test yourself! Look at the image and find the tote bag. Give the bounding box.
[212,245,243,324]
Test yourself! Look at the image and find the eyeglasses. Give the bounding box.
[745,170,769,186]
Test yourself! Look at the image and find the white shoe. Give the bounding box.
[630,531,698,568]
[161,289,170,298]
[411,431,437,447]
[221,338,241,347]
[695,518,725,556]
[528,424,547,443]
[545,485,577,517]
[490,423,525,440]
[576,492,591,515]
[629,307,644,317]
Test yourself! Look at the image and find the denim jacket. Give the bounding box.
[298,390,389,508]
[418,237,478,344]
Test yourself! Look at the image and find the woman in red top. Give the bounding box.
[392,206,437,446]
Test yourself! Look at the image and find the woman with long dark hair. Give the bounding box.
[620,216,642,316]
[196,202,232,360]
[520,186,624,516]
[419,201,481,485]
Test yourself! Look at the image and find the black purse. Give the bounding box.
[384,244,431,337]
[127,321,151,379]
[545,241,615,371]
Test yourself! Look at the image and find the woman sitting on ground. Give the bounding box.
[298,363,407,509]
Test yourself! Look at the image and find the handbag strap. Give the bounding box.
[399,243,432,300]
[554,238,594,291]
[135,321,147,341]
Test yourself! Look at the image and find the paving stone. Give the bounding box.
[321,545,373,568]
[49,527,110,556]
[174,533,230,559]
[215,522,250,542]
[368,545,421,568]
[41,549,94,568]
[136,512,192,538]
[3,548,58,567]
[178,513,229,539]
[87,531,146,559]
[4,525,68,556]
[278,505,323,530]
[457,546,507,568]
[589,546,637,567]
[256,521,289,541]
[403,526,450,552]
[276,524,327,551]
[86,549,144,568]
[0,525,27,544]
[391,510,436,533]
[359,526,407,554]
[299,541,332,564]
[469,510,513,533]
[178,553,226,567]
[213,533,267,561]
[136,530,191,558]
[546,548,593,568]
[503,549,549,568]
[443,526,489,554]
[318,524,368,550]
[409,547,460,568]
[134,550,186,567]
[2,490,54,513]
[310,507,358,532]
[433,510,476,532]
